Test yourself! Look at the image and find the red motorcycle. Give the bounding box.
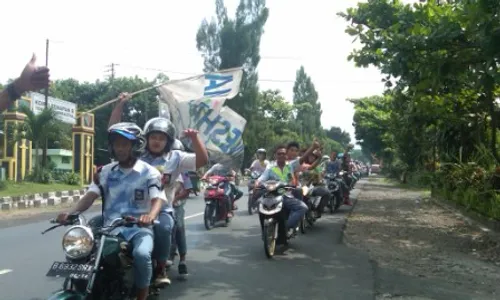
[203,175,232,230]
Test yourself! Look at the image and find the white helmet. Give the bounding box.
[256,148,266,154]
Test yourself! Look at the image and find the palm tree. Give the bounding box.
[13,105,63,177]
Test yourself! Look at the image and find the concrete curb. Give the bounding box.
[0,187,88,211]
[339,180,365,244]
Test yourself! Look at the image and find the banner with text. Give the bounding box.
[157,68,246,170]
[30,92,77,124]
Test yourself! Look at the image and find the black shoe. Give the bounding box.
[178,262,189,280]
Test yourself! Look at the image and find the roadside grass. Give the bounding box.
[0,181,83,197]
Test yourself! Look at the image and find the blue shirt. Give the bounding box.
[326,160,341,174]
[88,159,166,241]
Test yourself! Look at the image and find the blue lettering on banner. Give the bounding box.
[188,100,244,154]
[203,74,233,97]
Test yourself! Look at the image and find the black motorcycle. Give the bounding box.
[44,213,161,300]
[245,169,262,215]
[257,181,298,258]
[325,173,343,213]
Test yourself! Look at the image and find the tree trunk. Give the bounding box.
[485,76,498,162]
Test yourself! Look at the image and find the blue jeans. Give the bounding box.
[171,205,187,256]
[283,196,308,229]
[153,211,174,263]
[131,231,154,289]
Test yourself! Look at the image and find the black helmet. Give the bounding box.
[108,122,146,158]
[143,117,176,153]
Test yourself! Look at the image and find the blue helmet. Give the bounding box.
[108,122,145,158]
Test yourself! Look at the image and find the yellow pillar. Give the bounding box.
[72,113,95,186]
[0,96,32,181]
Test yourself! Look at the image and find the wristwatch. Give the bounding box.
[6,83,21,102]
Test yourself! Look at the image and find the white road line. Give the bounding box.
[184,212,204,220]
[0,269,13,275]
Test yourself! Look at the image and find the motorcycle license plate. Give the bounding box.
[46,261,94,280]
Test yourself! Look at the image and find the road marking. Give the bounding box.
[0,269,13,275]
[184,212,204,220]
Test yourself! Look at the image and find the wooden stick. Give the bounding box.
[85,67,243,114]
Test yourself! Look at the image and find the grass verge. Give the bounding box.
[0,181,82,197]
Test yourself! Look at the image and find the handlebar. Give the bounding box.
[42,214,159,235]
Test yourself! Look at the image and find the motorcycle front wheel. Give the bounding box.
[248,192,254,215]
[204,204,216,230]
[263,221,278,258]
[300,215,306,234]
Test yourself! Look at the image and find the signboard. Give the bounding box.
[30,92,77,125]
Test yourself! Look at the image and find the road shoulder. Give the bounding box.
[343,177,500,300]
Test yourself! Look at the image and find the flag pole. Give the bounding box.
[85,67,243,114]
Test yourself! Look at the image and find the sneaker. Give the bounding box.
[154,268,171,287]
[286,228,295,238]
[178,262,189,280]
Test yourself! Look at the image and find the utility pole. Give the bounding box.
[105,63,116,83]
[42,38,49,169]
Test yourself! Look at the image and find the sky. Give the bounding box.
[0,0,386,143]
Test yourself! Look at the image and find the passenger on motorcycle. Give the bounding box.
[202,162,244,217]
[109,93,209,285]
[297,149,331,218]
[169,172,192,280]
[250,148,269,173]
[56,123,165,300]
[254,144,310,239]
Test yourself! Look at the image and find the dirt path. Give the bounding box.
[345,177,500,300]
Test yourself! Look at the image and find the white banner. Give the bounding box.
[157,68,246,168]
[30,92,77,124]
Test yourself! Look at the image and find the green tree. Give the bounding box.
[325,126,351,147]
[196,0,269,167]
[50,76,161,164]
[293,66,322,137]
[13,105,63,180]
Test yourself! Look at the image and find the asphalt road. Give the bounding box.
[0,184,373,300]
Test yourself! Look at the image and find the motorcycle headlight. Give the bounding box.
[264,182,278,191]
[62,225,94,260]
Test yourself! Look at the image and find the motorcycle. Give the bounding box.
[324,173,343,213]
[44,213,161,300]
[257,181,298,258]
[300,184,321,230]
[203,175,233,230]
[245,169,262,215]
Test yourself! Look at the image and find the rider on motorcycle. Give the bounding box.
[250,148,269,173]
[254,141,320,239]
[202,163,244,217]
[341,145,355,206]
[56,123,166,300]
[109,93,209,285]
[326,151,342,174]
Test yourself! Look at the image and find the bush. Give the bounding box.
[432,161,500,220]
[0,180,7,191]
[61,172,81,185]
